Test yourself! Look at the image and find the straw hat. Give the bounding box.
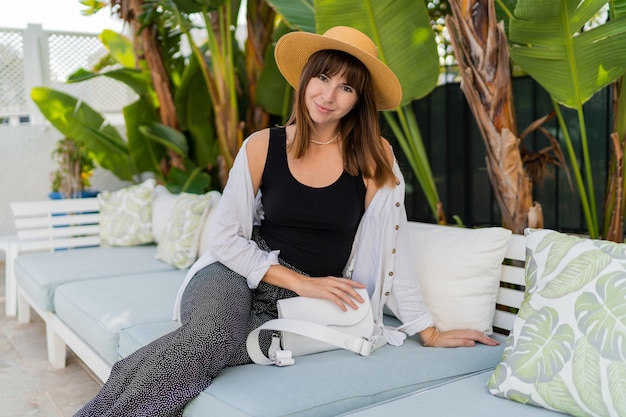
[274,26,402,111]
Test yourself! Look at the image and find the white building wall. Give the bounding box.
[0,125,130,237]
[0,24,135,243]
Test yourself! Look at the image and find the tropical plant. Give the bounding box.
[50,137,95,198]
[33,0,288,194]
[31,26,215,194]
[503,0,626,239]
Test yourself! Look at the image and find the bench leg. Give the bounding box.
[17,291,31,324]
[46,322,67,368]
[4,242,18,317]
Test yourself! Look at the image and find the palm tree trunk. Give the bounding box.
[117,0,184,172]
[244,0,275,134]
[446,0,541,233]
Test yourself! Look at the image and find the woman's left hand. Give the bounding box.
[420,327,500,348]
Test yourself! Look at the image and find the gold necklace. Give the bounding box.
[309,131,340,145]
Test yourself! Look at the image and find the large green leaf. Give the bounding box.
[509,0,626,109]
[171,0,227,14]
[68,68,151,97]
[509,307,575,382]
[99,29,137,68]
[165,164,211,194]
[175,49,218,167]
[256,24,292,116]
[614,0,626,17]
[140,122,189,156]
[265,0,315,33]
[575,272,626,361]
[31,87,138,181]
[123,97,164,176]
[314,0,439,104]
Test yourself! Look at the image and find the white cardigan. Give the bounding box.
[172,139,434,345]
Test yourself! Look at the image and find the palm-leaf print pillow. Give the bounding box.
[488,228,626,417]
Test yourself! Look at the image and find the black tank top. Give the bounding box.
[259,127,366,277]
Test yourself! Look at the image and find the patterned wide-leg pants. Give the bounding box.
[73,247,298,417]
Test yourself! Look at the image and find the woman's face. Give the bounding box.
[304,72,358,127]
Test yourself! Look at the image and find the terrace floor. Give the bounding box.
[0,262,101,417]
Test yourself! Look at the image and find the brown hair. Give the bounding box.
[286,50,395,187]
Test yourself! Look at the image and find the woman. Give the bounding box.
[75,26,498,417]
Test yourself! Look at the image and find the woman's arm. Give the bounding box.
[206,131,280,288]
[367,140,500,347]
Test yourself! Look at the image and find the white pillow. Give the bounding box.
[408,222,512,334]
[488,229,626,416]
[197,191,222,256]
[156,192,212,269]
[98,179,156,246]
[152,185,178,243]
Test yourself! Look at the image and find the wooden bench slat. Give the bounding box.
[496,286,525,310]
[17,236,101,253]
[11,198,102,254]
[503,234,525,261]
[11,198,99,217]
[500,264,525,287]
[493,310,517,332]
[16,225,100,241]
[14,213,100,229]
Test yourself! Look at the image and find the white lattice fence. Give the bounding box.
[47,31,135,113]
[0,24,136,124]
[0,29,27,121]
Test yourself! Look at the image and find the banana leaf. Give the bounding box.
[509,0,626,109]
[255,23,292,117]
[99,29,137,68]
[508,0,626,238]
[175,49,219,168]
[31,87,138,181]
[140,122,189,156]
[123,97,164,176]
[265,0,315,33]
[67,68,152,97]
[165,164,212,194]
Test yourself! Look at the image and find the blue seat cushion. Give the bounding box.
[341,370,566,417]
[116,315,508,417]
[53,270,186,365]
[15,245,175,312]
[183,334,508,417]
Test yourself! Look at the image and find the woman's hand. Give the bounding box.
[419,327,500,348]
[262,264,366,312]
[295,276,367,312]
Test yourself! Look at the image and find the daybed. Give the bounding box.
[8,181,622,417]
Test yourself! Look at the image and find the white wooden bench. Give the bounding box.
[8,196,530,416]
[9,198,101,367]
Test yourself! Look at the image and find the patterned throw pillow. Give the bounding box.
[98,179,156,246]
[156,192,212,269]
[488,228,626,417]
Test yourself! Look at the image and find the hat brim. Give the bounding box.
[274,31,402,111]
